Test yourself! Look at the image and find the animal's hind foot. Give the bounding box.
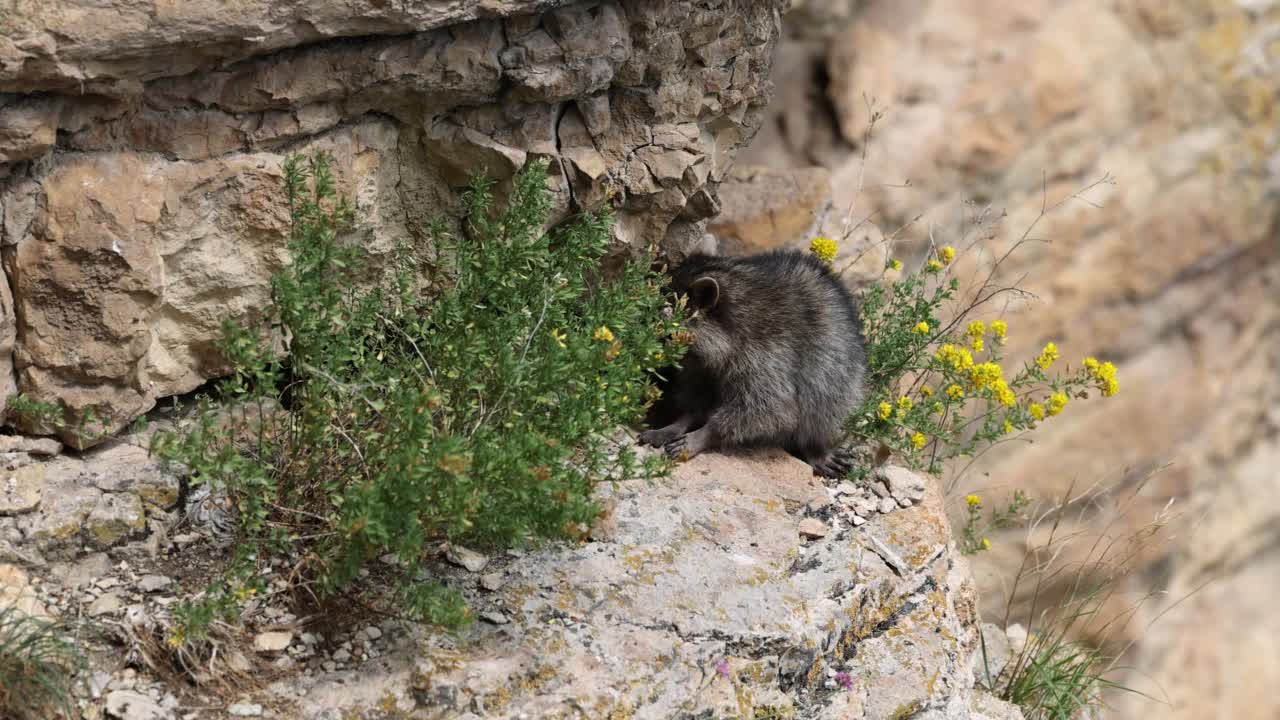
[807,448,853,479]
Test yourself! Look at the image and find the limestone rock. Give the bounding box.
[970,690,1026,720]
[798,516,829,539]
[83,492,147,550]
[88,592,124,617]
[709,164,833,254]
[104,690,170,720]
[137,575,172,593]
[254,631,294,654]
[444,545,490,573]
[279,453,981,718]
[0,97,61,163]
[0,463,42,516]
[0,563,51,620]
[880,465,927,504]
[0,0,786,446]
[0,434,61,456]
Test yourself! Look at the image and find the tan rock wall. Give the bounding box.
[740,1,1280,718]
[0,0,787,446]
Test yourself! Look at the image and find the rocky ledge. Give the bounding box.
[1,425,1022,719]
[271,450,1022,720]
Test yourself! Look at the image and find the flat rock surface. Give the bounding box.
[279,450,982,719]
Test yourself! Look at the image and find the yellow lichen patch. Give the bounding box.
[753,498,784,514]
[889,700,926,720]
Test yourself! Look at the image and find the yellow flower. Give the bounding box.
[920,385,934,398]
[937,344,975,372]
[931,401,945,415]
[551,328,567,349]
[914,321,930,334]
[878,401,893,420]
[1035,342,1059,370]
[991,320,1008,341]
[965,494,982,509]
[971,336,984,353]
[897,396,913,411]
[1085,358,1119,397]
[889,258,903,271]
[926,259,943,273]
[593,326,615,343]
[946,384,965,400]
[810,236,838,265]
[911,432,927,450]
[939,246,956,265]
[1028,402,1045,421]
[981,537,992,551]
[967,321,986,337]
[1047,391,1069,416]
[994,379,1016,408]
[167,628,186,649]
[1003,419,1013,434]
[968,362,1003,391]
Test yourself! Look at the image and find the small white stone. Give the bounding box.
[446,544,490,573]
[137,575,172,593]
[253,630,293,654]
[227,702,263,717]
[878,497,897,514]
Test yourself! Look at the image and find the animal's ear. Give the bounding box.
[689,276,720,311]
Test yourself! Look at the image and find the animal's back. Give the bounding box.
[712,250,867,450]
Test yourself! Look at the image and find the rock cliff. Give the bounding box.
[2,418,1023,719]
[0,0,784,447]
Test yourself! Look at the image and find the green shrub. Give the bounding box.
[0,605,84,720]
[151,151,685,635]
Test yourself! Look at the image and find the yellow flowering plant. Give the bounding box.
[958,490,1029,555]
[843,241,1122,476]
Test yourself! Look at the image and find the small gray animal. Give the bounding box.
[639,248,868,478]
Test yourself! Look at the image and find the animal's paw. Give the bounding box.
[638,427,680,448]
[662,434,694,462]
[808,448,853,479]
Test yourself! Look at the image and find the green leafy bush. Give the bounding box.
[151,151,684,634]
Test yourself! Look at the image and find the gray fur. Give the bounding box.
[639,249,868,478]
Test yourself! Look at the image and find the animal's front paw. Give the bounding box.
[662,434,693,461]
[638,427,678,448]
[808,448,853,479]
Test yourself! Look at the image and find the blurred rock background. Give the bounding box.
[727,1,1280,718]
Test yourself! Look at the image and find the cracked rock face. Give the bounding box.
[278,451,987,719]
[0,0,785,446]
